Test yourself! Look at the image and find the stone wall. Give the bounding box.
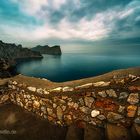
[1,73,139,129]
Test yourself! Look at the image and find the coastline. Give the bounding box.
[7,66,140,88]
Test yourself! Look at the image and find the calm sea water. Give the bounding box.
[15,54,140,82]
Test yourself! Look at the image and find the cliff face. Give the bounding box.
[0,40,43,78]
[31,45,62,55]
[0,40,43,60]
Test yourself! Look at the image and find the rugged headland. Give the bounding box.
[31,45,62,55]
[0,40,44,78]
[0,40,42,60]
[0,40,62,77]
[0,67,140,140]
[0,40,43,77]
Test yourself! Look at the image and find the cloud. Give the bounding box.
[0,0,140,47]
[11,0,48,15]
[11,0,67,16]
[0,8,116,43]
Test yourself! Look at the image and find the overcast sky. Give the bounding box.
[0,0,140,52]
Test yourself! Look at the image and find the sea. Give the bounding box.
[15,53,140,82]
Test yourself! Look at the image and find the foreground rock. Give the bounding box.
[1,67,139,127]
[0,67,140,140]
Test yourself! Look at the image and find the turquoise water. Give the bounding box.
[15,54,140,82]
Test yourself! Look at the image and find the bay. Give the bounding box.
[15,53,140,82]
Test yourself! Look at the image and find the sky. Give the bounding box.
[0,0,140,53]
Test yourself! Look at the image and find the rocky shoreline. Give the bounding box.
[0,40,43,60]
[0,40,44,78]
[0,40,63,78]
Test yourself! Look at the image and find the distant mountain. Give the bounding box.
[0,40,43,60]
[31,45,62,55]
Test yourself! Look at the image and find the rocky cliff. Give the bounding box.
[31,45,62,55]
[0,40,43,60]
[0,40,43,78]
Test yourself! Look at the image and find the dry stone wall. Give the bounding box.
[1,74,140,129]
[0,86,10,104]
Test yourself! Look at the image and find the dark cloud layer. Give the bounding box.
[49,0,133,23]
[45,0,140,41]
[0,0,140,50]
